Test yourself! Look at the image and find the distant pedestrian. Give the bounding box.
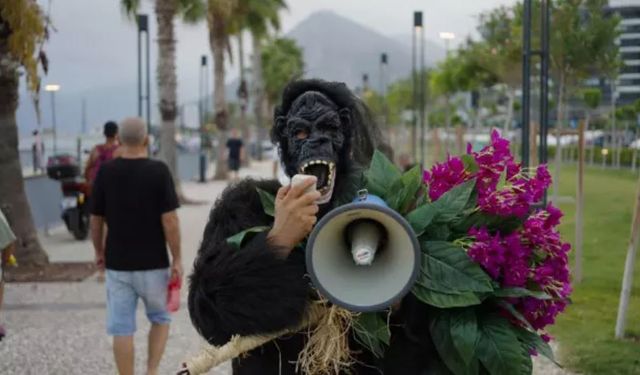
[90,117,182,375]
[0,208,17,341]
[31,129,45,174]
[85,121,120,189]
[226,128,244,180]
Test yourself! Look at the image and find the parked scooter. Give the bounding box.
[47,154,90,240]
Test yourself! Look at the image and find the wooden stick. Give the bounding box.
[575,120,585,283]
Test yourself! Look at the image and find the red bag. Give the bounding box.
[167,276,181,313]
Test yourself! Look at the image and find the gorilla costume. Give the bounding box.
[188,79,444,374]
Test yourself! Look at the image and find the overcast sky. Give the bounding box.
[21,0,516,133]
[34,0,515,95]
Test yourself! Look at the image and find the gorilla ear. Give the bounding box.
[274,115,288,139]
[338,108,351,127]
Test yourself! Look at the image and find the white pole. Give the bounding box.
[615,175,640,338]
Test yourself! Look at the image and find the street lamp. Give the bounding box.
[137,14,151,152]
[413,11,425,168]
[199,55,208,183]
[45,84,60,155]
[439,31,456,56]
[380,53,388,127]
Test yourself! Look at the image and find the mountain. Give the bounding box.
[287,11,443,91]
[15,9,446,136]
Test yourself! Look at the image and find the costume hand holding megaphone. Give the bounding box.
[185,80,572,375]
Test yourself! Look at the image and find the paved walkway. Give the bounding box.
[0,160,568,374]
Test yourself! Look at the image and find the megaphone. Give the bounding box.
[306,191,421,312]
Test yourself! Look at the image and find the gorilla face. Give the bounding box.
[275,91,351,204]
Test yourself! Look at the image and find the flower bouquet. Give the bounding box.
[354,130,572,374]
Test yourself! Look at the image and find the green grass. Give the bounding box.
[551,165,640,375]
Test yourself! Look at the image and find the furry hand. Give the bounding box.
[268,177,321,254]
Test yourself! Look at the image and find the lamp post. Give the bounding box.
[136,14,151,152]
[45,84,60,155]
[439,31,456,56]
[199,55,208,183]
[380,53,388,128]
[413,11,424,167]
[439,32,455,154]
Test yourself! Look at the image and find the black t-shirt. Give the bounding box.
[226,138,243,160]
[90,158,179,271]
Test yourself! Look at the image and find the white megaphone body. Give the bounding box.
[305,190,421,312]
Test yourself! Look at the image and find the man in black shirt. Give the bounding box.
[90,117,182,375]
[226,128,244,180]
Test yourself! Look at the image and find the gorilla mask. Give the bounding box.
[275,91,351,204]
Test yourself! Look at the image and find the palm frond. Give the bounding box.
[120,0,141,19]
[179,0,206,24]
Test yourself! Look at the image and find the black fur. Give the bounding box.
[188,79,444,374]
[189,179,309,345]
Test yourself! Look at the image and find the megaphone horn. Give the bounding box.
[306,190,421,312]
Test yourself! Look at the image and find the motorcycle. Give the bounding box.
[47,154,90,240]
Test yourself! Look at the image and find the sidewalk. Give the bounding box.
[0,160,566,374]
[0,161,274,375]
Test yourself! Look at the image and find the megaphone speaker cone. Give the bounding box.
[306,200,420,312]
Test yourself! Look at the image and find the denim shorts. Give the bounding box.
[105,268,171,336]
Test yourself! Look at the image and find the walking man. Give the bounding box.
[226,128,244,181]
[90,117,182,375]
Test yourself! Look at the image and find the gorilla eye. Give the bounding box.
[295,129,309,140]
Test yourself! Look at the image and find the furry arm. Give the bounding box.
[188,179,311,346]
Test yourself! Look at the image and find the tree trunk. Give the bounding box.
[444,95,451,155]
[237,32,250,167]
[575,120,585,283]
[552,72,565,203]
[155,0,183,196]
[586,113,595,166]
[615,172,640,338]
[251,32,266,161]
[0,52,48,266]
[210,15,228,180]
[503,88,515,140]
[610,79,617,169]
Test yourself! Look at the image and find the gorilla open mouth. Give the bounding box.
[299,159,336,204]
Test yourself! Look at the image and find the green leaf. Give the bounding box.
[421,241,494,293]
[256,188,276,217]
[412,284,482,308]
[450,309,479,366]
[476,315,531,375]
[365,150,402,198]
[514,327,557,364]
[433,179,477,223]
[494,288,552,300]
[226,226,270,249]
[495,299,535,332]
[388,164,423,213]
[430,310,479,375]
[424,224,452,241]
[352,312,390,358]
[406,203,437,236]
[462,154,479,174]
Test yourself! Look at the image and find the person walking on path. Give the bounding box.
[90,117,183,375]
[85,121,120,189]
[226,128,244,181]
[0,208,16,341]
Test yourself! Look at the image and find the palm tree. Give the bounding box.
[229,0,286,164]
[121,0,202,195]
[0,0,50,266]
[206,0,238,180]
[244,0,286,161]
